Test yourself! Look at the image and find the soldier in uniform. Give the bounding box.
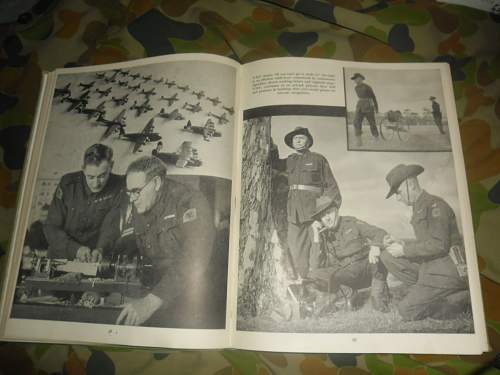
[271,127,341,280]
[115,156,224,328]
[307,197,391,314]
[380,164,470,321]
[44,144,123,261]
[430,96,446,134]
[351,73,379,146]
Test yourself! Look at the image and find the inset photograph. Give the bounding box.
[344,67,451,152]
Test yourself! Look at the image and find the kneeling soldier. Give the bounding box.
[381,164,470,321]
[307,197,391,315]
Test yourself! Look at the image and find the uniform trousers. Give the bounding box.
[353,110,379,137]
[287,221,313,279]
[433,112,445,133]
[310,257,386,294]
[380,251,470,321]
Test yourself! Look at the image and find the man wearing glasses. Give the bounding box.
[380,164,470,321]
[44,143,123,262]
[115,156,219,328]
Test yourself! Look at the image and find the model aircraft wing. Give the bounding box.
[142,118,155,134]
[115,109,127,123]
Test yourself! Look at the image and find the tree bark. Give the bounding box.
[238,117,289,320]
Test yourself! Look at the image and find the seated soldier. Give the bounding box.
[307,197,391,315]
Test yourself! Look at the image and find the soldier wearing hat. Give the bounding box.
[305,196,391,314]
[271,127,341,280]
[380,164,470,321]
[351,73,379,145]
[429,96,445,134]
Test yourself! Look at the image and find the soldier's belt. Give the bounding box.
[289,184,322,193]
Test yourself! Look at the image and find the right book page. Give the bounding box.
[230,57,488,354]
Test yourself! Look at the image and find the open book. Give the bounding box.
[0,53,489,354]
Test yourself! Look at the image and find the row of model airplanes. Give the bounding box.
[52,68,235,167]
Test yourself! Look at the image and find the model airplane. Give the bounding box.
[128,83,141,91]
[157,108,184,121]
[97,109,127,139]
[152,141,202,168]
[79,100,106,120]
[222,105,234,115]
[206,96,221,106]
[140,87,156,99]
[129,73,140,80]
[183,119,220,141]
[111,93,129,106]
[141,74,152,82]
[104,71,119,83]
[164,79,176,88]
[121,118,161,153]
[153,77,164,84]
[208,111,229,125]
[54,83,71,98]
[63,90,90,112]
[95,87,112,98]
[159,93,179,106]
[177,84,189,92]
[118,80,129,87]
[130,98,153,117]
[79,81,95,91]
[191,90,205,100]
[182,101,202,113]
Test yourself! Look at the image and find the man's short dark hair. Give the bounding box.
[126,156,167,182]
[83,144,113,166]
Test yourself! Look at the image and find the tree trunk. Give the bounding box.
[238,117,289,321]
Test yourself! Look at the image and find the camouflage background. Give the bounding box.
[1,0,500,373]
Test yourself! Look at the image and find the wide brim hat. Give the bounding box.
[385,164,424,199]
[284,127,313,149]
[310,196,338,220]
[350,73,365,80]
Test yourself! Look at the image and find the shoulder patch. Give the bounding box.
[431,207,441,218]
[182,208,197,223]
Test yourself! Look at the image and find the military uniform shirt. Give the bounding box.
[132,178,215,307]
[355,83,378,113]
[432,101,441,115]
[286,150,341,224]
[44,171,124,259]
[313,216,386,270]
[404,190,462,259]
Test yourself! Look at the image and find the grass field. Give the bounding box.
[346,123,452,152]
[237,285,474,334]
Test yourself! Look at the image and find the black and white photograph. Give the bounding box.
[11,59,235,329]
[344,67,452,152]
[237,112,473,334]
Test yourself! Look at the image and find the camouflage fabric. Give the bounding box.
[1,0,500,373]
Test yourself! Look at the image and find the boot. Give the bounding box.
[336,285,358,311]
[370,278,391,313]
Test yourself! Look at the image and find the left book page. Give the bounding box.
[0,53,240,349]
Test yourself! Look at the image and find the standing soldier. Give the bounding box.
[380,164,470,321]
[44,144,123,262]
[429,96,446,134]
[306,197,391,315]
[351,73,379,146]
[271,127,341,280]
[115,156,224,328]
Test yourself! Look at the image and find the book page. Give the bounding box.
[231,57,488,354]
[1,53,240,349]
